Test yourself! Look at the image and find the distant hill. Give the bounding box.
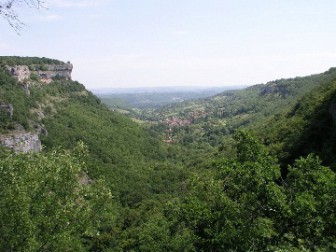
[92,85,247,94]
[141,68,336,148]
[94,85,247,109]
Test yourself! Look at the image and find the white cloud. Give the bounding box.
[46,0,107,8]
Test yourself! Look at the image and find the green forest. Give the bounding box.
[0,56,336,251]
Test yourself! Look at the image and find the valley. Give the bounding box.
[0,57,336,251]
[98,68,336,156]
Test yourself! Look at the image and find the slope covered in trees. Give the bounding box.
[171,131,336,251]
[0,57,189,250]
[257,68,336,169]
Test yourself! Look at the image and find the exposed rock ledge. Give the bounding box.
[6,62,73,83]
[6,65,30,82]
[0,131,42,153]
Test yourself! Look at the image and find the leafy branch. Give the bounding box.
[0,0,45,33]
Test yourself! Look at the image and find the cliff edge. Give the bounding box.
[6,62,73,83]
[0,57,74,153]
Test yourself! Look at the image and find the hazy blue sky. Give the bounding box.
[1,0,336,89]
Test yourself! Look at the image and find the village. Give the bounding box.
[163,110,209,143]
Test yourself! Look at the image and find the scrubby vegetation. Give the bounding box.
[0,56,63,67]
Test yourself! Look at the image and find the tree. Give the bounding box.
[282,155,336,250]
[176,131,336,251]
[0,0,44,31]
[0,143,113,251]
[179,131,286,251]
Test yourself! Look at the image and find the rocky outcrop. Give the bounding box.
[20,82,30,96]
[6,62,73,84]
[260,82,289,97]
[0,131,42,153]
[0,104,45,153]
[1,61,73,153]
[6,65,30,82]
[0,103,42,152]
[35,63,73,83]
[0,103,13,118]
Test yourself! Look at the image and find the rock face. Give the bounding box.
[36,63,73,83]
[6,65,30,82]
[260,82,289,97]
[0,132,42,153]
[6,62,73,83]
[1,61,73,153]
[0,103,13,118]
[0,99,42,153]
[20,82,30,96]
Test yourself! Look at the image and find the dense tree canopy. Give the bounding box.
[176,131,336,251]
[0,143,113,251]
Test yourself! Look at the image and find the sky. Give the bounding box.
[1,0,336,90]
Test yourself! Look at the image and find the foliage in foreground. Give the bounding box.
[1,131,334,251]
[0,144,113,251]
[174,131,336,251]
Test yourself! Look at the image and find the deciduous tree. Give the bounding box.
[0,143,113,251]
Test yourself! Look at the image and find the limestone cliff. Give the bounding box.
[6,65,30,82]
[33,63,73,83]
[6,62,73,83]
[0,61,73,153]
[0,103,43,153]
[0,131,42,153]
[0,103,13,118]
